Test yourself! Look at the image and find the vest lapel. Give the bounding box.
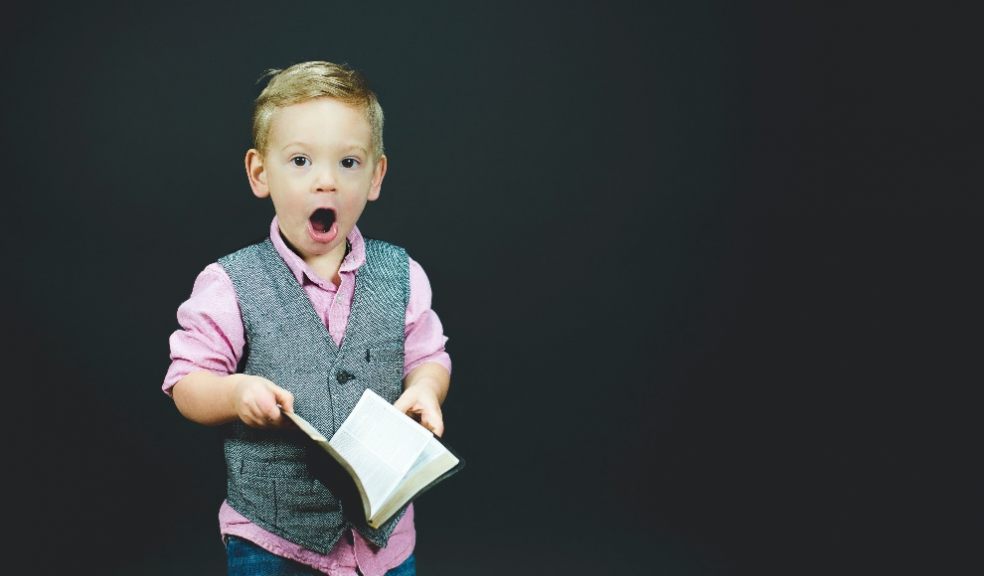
[259,239,340,354]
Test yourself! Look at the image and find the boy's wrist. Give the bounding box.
[406,376,441,396]
[226,373,246,413]
[404,363,450,404]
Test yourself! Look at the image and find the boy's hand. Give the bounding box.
[394,385,444,437]
[232,375,295,428]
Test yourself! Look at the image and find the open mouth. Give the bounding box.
[309,208,336,233]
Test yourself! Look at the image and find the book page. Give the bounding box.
[369,436,460,527]
[405,437,454,480]
[328,390,433,515]
[282,410,377,514]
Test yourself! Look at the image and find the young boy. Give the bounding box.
[163,61,451,576]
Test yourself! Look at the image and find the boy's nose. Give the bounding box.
[314,167,337,191]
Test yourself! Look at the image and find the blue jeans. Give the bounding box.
[226,536,416,576]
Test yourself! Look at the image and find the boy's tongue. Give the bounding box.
[308,208,339,243]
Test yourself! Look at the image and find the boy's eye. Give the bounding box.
[341,158,360,169]
[291,156,309,167]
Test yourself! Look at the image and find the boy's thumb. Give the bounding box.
[422,412,444,438]
[270,383,295,413]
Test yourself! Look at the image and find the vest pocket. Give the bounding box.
[237,459,344,532]
[275,478,344,535]
[368,345,402,363]
[235,470,277,527]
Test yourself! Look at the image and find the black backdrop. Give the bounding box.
[2,2,977,575]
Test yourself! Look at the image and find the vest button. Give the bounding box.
[336,370,355,384]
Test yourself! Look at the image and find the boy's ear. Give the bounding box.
[368,154,387,202]
[245,149,270,198]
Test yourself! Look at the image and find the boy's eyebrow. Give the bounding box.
[280,141,370,155]
[344,144,370,155]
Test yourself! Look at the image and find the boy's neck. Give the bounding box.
[306,240,351,286]
[279,230,351,287]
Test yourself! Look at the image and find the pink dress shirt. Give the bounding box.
[163,217,451,576]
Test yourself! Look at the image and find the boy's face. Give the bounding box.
[246,98,385,265]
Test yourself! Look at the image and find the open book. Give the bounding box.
[283,389,463,529]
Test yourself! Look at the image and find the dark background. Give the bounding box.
[2,1,978,574]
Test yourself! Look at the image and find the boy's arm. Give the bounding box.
[165,264,293,429]
[172,371,294,428]
[393,257,452,437]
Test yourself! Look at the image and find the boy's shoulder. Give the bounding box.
[362,235,407,258]
[215,235,272,268]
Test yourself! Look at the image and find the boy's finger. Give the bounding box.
[254,400,277,423]
[420,408,444,437]
[277,390,295,413]
[393,394,412,414]
[267,382,295,413]
[253,391,281,422]
[245,409,268,429]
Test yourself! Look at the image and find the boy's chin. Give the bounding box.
[279,228,339,260]
[302,235,348,259]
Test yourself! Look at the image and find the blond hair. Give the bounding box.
[251,61,384,159]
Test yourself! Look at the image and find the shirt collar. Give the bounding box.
[269,216,366,288]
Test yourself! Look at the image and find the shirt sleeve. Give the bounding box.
[162,263,246,396]
[404,257,452,377]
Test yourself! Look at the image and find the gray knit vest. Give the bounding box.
[217,237,409,553]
